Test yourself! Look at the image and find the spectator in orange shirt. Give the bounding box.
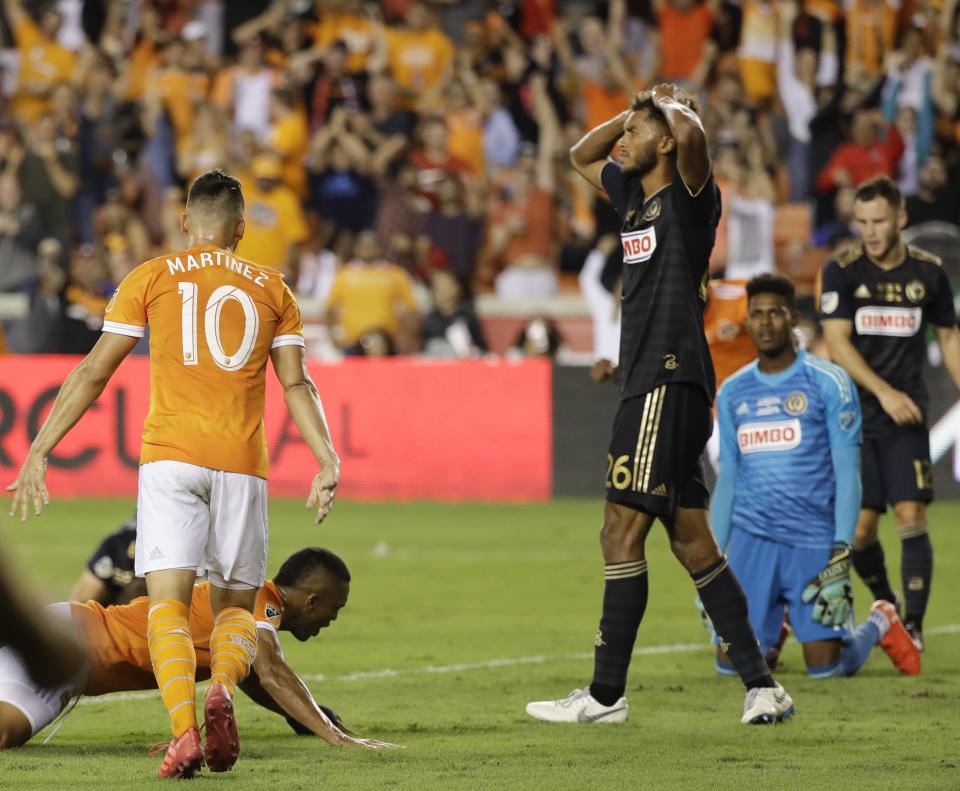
[237,153,310,275]
[655,0,719,90]
[325,230,419,352]
[312,0,377,74]
[381,2,455,110]
[267,87,310,197]
[2,0,76,124]
[147,37,210,142]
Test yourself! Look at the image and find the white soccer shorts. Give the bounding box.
[136,460,269,589]
[0,604,87,736]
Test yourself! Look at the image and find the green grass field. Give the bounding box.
[1,498,959,790]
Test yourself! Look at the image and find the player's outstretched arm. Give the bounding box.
[650,84,711,195]
[246,627,400,749]
[270,344,341,524]
[6,333,138,522]
[821,319,923,425]
[569,110,629,191]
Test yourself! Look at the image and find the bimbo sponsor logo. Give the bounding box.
[854,306,921,337]
[737,418,802,454]
[621,227,657,264]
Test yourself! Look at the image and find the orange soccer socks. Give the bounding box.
[208,607,258,695]
[147,600,198,738]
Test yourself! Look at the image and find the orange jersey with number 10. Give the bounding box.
[103,245,304,479]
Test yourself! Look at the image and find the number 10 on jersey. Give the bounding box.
[178,282,260,371]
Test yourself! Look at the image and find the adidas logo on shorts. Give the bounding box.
[651,483,668,497]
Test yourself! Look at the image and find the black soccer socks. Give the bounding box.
[901,529,932,631]
[851,540,897,604]
[693,558,774,690]
[590,560,649,706]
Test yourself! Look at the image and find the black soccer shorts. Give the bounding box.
[605,383,711,518]
[861,426,934,512]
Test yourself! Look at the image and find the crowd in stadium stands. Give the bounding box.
[0,0,958,358]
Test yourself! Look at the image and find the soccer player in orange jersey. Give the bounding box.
[0,548,398,751]
[6,171,341,778]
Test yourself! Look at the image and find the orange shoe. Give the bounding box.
[872,600,921,676]
[152,727,203,779]
[203,682,240,772]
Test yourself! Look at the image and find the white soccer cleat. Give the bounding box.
[525,688,628,724]
[741,682,795,725]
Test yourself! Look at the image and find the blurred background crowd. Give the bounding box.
[0,0,958,360]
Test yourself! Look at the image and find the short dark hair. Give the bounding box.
[186,169,244,220]
[746,273,796,308]
[274,547,351,587]
[629,96,671,136]
[854,176,903,210]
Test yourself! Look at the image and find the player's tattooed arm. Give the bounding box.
[821,320,923,425]
[569,110,630,191]
[934,324,960,393]
[650,83,710,195]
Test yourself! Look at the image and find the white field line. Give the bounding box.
[75,625,960,708]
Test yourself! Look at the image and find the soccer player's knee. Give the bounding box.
[669,534,719,573]
[853,518,879,547]
[599,516,641,559]
[0,710,30,749]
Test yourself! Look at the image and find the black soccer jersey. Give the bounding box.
[86,518,137,594]
[819,243,957,437]
[601,161,721,401]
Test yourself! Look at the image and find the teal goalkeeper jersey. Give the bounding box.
[716,351,862,549]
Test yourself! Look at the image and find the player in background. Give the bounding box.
[527,85,794,726]
[711,274,920,680]
[69,511,147,605]
[819,176,960,651]
[0,547,398,750]
[6,170,341,778]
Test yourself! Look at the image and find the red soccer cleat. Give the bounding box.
[151,727,203,779]
[872,600,921,676]
[204,682,240,772]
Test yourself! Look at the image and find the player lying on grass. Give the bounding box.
[0,547,398,751]
[708,274,920,679]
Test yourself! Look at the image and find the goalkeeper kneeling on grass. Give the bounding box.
[0,547,398,751]
[701,275,919,679]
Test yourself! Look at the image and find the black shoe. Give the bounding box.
[904,621,924,653]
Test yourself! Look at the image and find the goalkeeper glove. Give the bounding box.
[801,543,853,627]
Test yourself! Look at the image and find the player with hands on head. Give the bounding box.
[711,274,920,680]
[819,176,960,652]
[6,169,340,779]
[528,83,795,727]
